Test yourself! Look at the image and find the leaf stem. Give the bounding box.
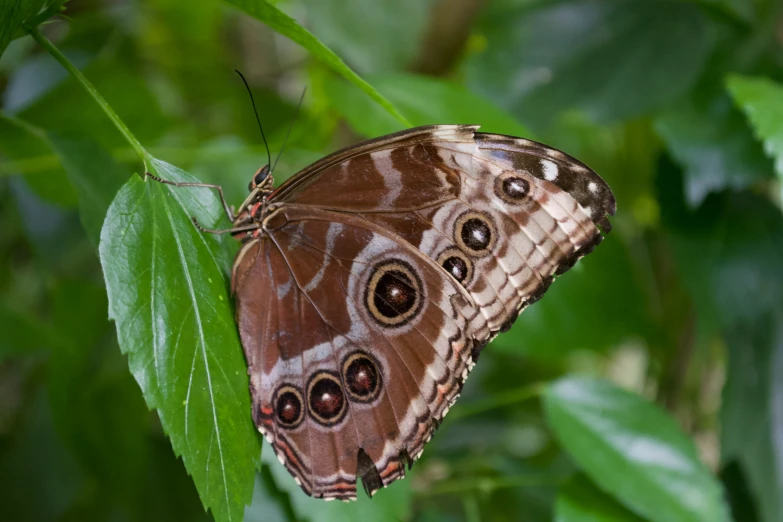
[26,26,150,170]
[449,381,546,421]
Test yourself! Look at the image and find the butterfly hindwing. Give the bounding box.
[234,206,475,499]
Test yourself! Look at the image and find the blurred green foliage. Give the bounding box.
[1,0,783,521]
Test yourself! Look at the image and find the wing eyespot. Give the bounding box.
[454,211,497,257]
[307,371,347,426]
[273,384,306,429]
[494,174,530,204]
[364,259,424,327]
[342,351,383,403]
[436,247,474,286]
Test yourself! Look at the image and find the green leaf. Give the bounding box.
[99,158,261,522]
[0,0,46,58]
[222,0,411,127]
[465,0,714,128]
[300,0,435,74]
[544,377,731,522]
[555,475,646,522]
[655,84,773,206]
[262,441,413,522]
[48,134,130,247]
[726,75,783,181]
[325,72,531,138]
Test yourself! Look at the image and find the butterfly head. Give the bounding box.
[248,164,273,193]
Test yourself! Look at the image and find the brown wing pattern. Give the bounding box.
[233,207,474,499]
[233,125,615,500]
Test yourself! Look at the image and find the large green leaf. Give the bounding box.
[544,377,731,522]
[465,0,714,128]
[726,75,783,182]
[99,158,261,522]
[222,0,411,126]
[555,475,646,522]
[325,72,531,138]
[300,0,434,74]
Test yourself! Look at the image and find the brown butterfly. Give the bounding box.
[153,124,615,501]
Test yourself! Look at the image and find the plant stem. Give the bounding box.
[26,26,150,170]
[449,381,546,421]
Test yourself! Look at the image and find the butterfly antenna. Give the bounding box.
[272,86,307,173]
[235,69,272,169]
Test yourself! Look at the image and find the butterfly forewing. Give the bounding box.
[232,125,615,500]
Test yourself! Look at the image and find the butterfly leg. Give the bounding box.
[145,172,236,222]
[190,217,260,236]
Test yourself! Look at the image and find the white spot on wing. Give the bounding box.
[588,181,598,194]
[373,149,403,206]
[541,159,559,181]
[304,222,342,292]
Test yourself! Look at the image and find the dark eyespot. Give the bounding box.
[343,352,382,403]
[495,173,531,204]
[273,385,304,429]
[436,247,474,286]
[462,219,490,250]
[374,271,415,316]
[503,177,529,199]
[365,259,423,327]
[444,257,468,281]
[307,372,347,426]
[454,212,497,257]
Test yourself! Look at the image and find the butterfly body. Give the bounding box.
[228,125,615,500]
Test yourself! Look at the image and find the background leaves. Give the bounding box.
[545,378,731,522]
[465,0,714,129]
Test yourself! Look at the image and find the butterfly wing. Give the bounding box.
[234,125,615,499]
[233,207,474,499]
[273,124,615,346]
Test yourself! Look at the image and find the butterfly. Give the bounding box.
[154,124,615,501]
